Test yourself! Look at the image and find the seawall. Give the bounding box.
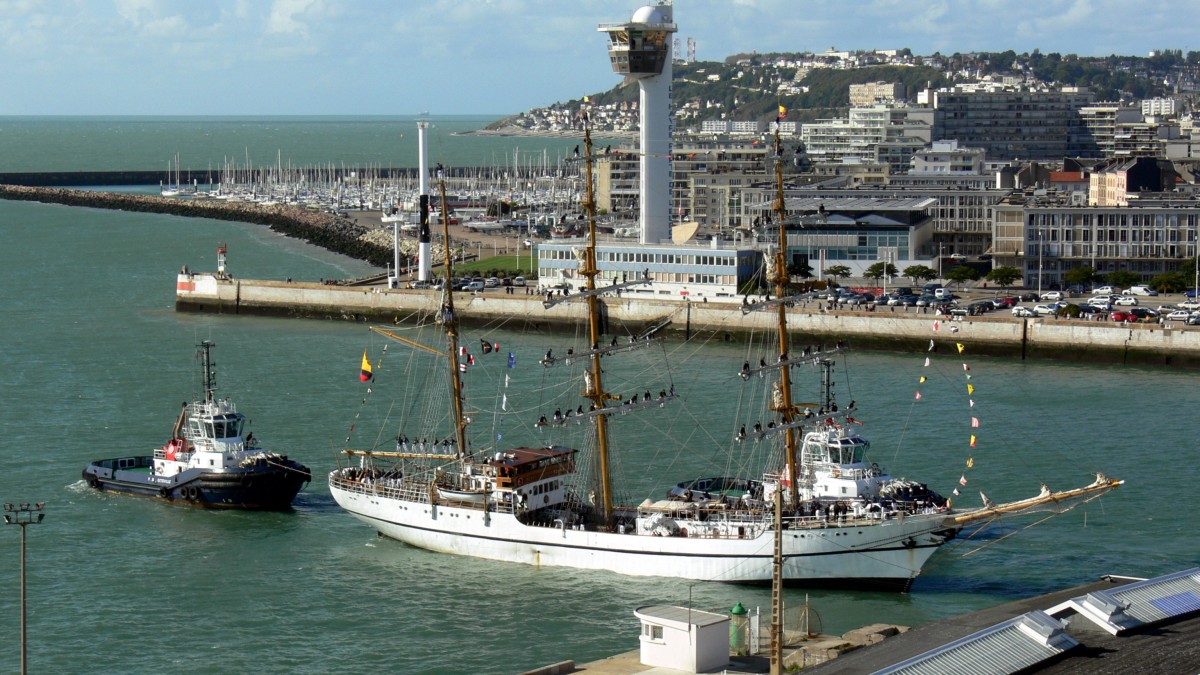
[0,184,394,266]
[175,274,1200,368]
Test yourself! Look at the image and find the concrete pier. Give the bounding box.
[175,273,1200,367]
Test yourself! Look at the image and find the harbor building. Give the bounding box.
[738,196,938,277]
[909,140,986,175]
[848,81,906,107]
[991,190,1200,289]
[931,87,1096,160]
[735,178,1008,258]
[800,104,933,169]
[535,240,762,300]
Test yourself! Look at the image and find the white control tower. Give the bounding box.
[599,3,676,245]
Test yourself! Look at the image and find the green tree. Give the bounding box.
[823,264,852,281]
[1151,271,1190,293]
[863,261,898,281]
[1064,266,1098,290]
[945,265,981,283]
[985,266,1022,288]
[1105,269,1141,289]
[787,261,813,278]
[902,264,938,283]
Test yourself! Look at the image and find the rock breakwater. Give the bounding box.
[0,185,393,266]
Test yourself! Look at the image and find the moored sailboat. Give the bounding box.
[328,116,1122,589]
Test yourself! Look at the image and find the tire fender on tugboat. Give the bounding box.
[185,486,199,501]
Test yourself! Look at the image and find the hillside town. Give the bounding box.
[489,47,1200,300]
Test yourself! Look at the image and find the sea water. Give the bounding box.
[0,118,1196,674]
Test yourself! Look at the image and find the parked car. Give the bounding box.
[897,294,919,306]
[1188,314,1200,326]
[1113,296,1139,306]
[1019,292,1040,302]
[484,277,500,288]
[1166,309,1193,321]
[513,276,527,287]
[1179,300,1200,311]
[1033,303,1063,316]
[992,296,1018,308]
[968,300,994,315]
[1128,308,1158,320]
[464,280,486,292]
[1093,285,1118,295]
[1041,290,1064,302]
[1012,306,1036,317]
[1110,310,1138,322]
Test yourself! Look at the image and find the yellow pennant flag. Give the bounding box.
[967,457,975,468]
[360,350,373,382]
[956,343,965,354]
[919,375,927,383]
[970,435,977,447]
[967,383,976,395]
[778,104,788,118]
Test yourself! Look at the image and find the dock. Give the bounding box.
[176,272,1200,367]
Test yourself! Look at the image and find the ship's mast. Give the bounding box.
[199,340,217,404]
[436,167,470,457]
[580,115,616,529]
[770,124,800,508]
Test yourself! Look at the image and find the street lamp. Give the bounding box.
[4,502,45,675]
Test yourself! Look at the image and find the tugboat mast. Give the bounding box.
[199,339,217,404]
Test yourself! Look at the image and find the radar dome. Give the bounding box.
[631,5,672,24]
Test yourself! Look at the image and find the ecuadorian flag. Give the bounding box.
[360,351,373,382]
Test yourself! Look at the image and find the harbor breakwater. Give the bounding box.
[176,273,1200,368]
[0,184,394,267]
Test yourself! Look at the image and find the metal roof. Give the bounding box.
[872,610,1077,675]
[1049,567,1200,635]
[634,605,729,628]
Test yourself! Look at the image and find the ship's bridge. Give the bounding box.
[598,4,676,78]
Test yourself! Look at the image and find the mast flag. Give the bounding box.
[360,351,373,382]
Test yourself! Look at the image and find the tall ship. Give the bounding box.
[83,340,311,509]
[328,119,1122,589]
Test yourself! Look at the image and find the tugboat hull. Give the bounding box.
[83,456,310,510]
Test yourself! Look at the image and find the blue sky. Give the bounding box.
[1,0,1197,115]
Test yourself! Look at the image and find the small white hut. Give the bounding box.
[633,605,730,673]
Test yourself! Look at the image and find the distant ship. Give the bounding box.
[83,340,311,509]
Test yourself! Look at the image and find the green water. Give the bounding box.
[0,119,1194,674]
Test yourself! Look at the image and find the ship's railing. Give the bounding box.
[329,470,519,513]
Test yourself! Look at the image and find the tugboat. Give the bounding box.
[83,340,311,509]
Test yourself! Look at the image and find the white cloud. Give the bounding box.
[265,0,319,36]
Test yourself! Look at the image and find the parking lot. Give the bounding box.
[851,285,1200,326]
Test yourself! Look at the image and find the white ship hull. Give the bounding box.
[329,479,954,588]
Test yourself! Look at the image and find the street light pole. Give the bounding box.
[4,502,45,675]
[1038,227,1044,298]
